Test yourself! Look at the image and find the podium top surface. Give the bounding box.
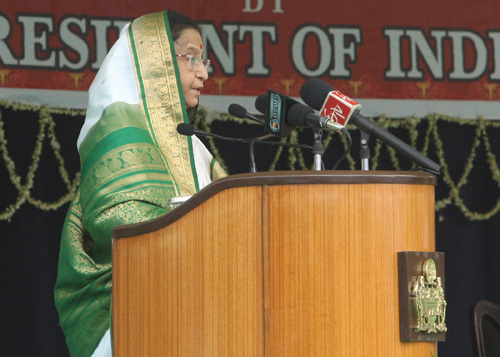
[112,170,436,239]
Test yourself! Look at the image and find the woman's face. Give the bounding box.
[174,29,209,108]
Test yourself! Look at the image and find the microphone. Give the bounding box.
[228,103,265,125]
[177,123,250,144]
[287,102,352,170]
[257,95,352,171]
[254,90,297,138]
[176,122,197,136]
[287,102,350,137]
[177,123,312,172]
[255,93,268,114]
[300,78,441,174]
[256,93,349,135]
[228,103,269,172]
[300,78,360,127]
[177,123,311,150]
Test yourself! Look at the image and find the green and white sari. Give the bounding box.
[54,11,226,356]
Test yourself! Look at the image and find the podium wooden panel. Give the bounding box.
[111,171,437,356]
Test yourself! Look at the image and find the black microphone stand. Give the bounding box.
[311,127,324,171]
[359,129,371,171]
[250,134,274,173]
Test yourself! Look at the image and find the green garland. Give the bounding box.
[0,100,84,221]
[1,100,500,222]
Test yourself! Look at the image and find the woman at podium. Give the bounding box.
[54,10,226,357]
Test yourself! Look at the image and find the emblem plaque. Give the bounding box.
[398,251,447,342]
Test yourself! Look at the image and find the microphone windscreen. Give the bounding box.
[255,94,268,114]
[228,103,247,119]
[300,78,333,110]
[287,103,313,127]
[177,123,195,136]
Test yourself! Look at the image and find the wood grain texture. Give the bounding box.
[113,186,265,356]
[112,176,437,356]
[264,183,436,356]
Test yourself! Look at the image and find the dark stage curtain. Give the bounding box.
[1,103,499,356]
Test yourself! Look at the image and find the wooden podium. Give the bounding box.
[111,170,437,356]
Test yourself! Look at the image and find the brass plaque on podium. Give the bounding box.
[398,251,447,342]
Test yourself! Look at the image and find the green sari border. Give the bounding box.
[127,11,201,195]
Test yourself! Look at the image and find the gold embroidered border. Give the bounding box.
[80,142,174,211]
[128,11,197,196]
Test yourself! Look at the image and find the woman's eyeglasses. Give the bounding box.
[176,54,211,71]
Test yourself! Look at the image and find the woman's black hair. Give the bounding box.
[167,11,201,41]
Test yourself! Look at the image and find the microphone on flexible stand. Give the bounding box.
[229,103,299,172]
[286,102,351,137]
[228,103,265,125]
[176,123,312,173]
[255,94,352,170]
[300,78,441,174]
[177,123,250,143]
[228,103,267,172]
[286,103,352,170]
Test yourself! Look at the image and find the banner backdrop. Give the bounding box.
[1,1,500,117]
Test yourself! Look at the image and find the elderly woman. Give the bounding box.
[54,10,226,356]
